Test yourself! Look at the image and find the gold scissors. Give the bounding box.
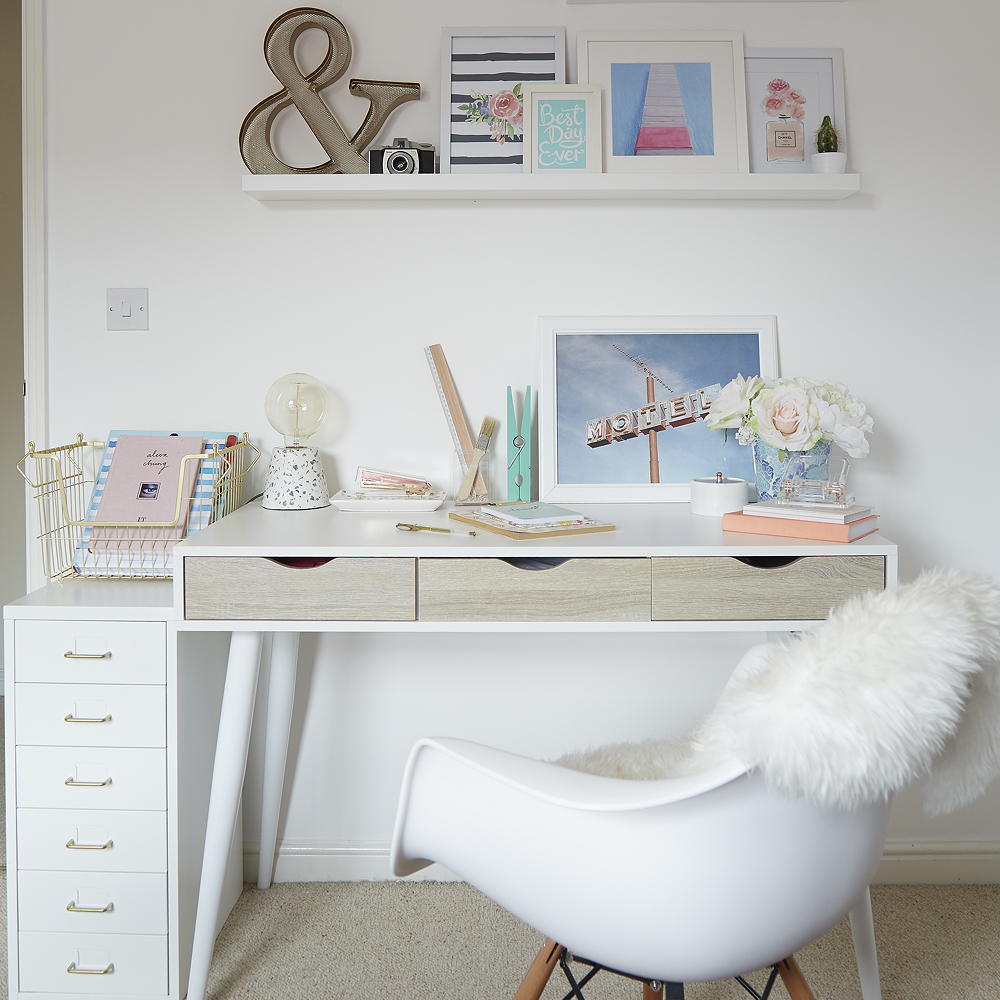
[395,522,476,537]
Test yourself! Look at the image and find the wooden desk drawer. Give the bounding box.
[184,556,416,620]
[15,683,166,748]
[16,746,166,811]
[18,871,167,935]
[19,931,167,994]
[652,555,885,621]
[14,621,165,685]
[17,808,167,873]
[419,558,651,622]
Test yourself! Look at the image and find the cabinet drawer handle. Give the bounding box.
[63,650,112,660]
[67,962,114,976]
[64,776,112,788]
[64,713,112,724]
[66,838,114,850]
[67,900,114,913]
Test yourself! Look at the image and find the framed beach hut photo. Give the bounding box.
[578,30,749,174]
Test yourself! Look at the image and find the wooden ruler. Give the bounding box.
[425,344,487,496]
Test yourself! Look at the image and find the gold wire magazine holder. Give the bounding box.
[18,433,260,581]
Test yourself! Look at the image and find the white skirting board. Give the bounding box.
[245,840,1000,886]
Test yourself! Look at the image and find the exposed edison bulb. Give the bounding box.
[264,373,328,447]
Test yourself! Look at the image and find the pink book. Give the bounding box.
[95,434,202,525]
[722,512,880,543]
[86,435,203,575]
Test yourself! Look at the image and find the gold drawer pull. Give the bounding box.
[67,962,114,976]
[66,838,114,850]
[63,650,112,660]
[64,776,112,788]
[67,900,114,913]
[64,712,112,724]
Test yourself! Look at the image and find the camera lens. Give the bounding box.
[387,150,416,174]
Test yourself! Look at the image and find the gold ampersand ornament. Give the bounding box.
[240,7,420,174]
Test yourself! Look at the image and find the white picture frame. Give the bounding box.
[540,315,778,502]
[440,27,567,174]
[577,30,749,174]
[522,84,603,174]
[745,48,847,173]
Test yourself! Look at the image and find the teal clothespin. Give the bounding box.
[507,385,532,502]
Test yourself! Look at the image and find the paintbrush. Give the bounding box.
[456,416,497,502]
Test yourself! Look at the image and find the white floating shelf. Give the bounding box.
[243,173,861,203]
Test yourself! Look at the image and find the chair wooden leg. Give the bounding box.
[642,982,665,999]
[775,956,817,1000]
[514,939,565,1000]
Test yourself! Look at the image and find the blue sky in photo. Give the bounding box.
[555,332,761,485]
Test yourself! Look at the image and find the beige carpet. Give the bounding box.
[199,881,1000,999]
[0,872,997,996]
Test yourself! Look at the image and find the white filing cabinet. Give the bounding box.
[4,583,241,1000]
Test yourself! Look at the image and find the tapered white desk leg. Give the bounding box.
[849,888,882,1000]
[187,631,263,1000]
[257,631,299,890]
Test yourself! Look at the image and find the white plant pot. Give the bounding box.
[811,152,848,174]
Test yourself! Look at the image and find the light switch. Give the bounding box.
[107,287,148,330]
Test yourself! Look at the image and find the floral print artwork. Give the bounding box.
[761,78,806,121]
[458,83,524,144]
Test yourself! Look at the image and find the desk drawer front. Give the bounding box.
[14,621,166,684]
[17,808,167,873]
[15,683,166,748]
[185,556,416,620]
[16,746,166,810]
[419,558,651,622]
[18,871,167,935]
[651,555,885,621]
[19,931,168,994]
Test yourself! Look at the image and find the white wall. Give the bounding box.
[40,0,1000,868]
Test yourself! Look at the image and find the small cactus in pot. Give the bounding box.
[815,115,839,153]
[811,114,847,173]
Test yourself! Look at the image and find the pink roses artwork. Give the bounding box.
[761,77,807,163]
[761,78,806,121]
[458,83,525,143]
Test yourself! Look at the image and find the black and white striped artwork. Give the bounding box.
[441,29,567,173]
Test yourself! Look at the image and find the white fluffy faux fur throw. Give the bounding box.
[557,569,1000,814]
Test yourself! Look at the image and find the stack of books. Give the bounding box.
[449,502,615,539]
[722,500,879,543]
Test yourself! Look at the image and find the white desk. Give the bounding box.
[5,502,896,1000]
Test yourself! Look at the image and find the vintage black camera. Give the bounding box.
[369,138,437,175]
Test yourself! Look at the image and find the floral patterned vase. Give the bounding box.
[752,438,832,501]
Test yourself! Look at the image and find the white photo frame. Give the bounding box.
[522,84,603,174]
[745,49,847,173]
[577,30,749,174]
[440,27,567,174]
[540,316,778,502]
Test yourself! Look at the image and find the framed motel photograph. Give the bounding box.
[577,30,749,174]
[440,27,567,173]
[540,316,778,502]
[745,49,847,173]
[522,84,602,173]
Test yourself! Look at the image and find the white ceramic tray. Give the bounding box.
[331,490,446,513]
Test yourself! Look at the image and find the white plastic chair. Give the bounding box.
[391,735,888,999]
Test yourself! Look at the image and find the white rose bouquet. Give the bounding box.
[706,375,873,458]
